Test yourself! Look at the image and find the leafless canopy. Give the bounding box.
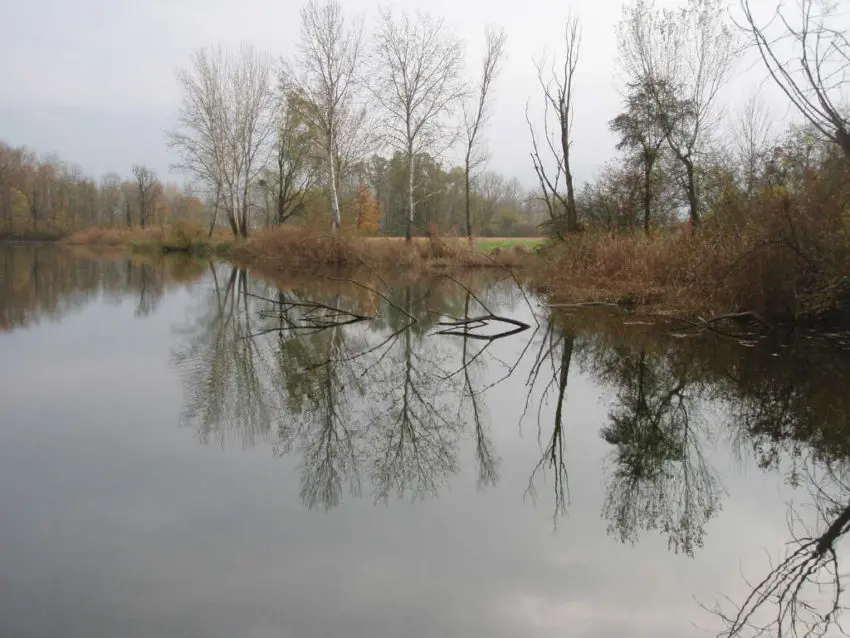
[734,92,775,194]
[710,459,850,638]
[463,27,507,240]
[527,17,582,236]
[371,8,466,241]
[168,44,276,237]
[739,0,850,160]
[289,0,364,231]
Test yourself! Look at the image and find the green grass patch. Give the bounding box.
[476,237,546,253]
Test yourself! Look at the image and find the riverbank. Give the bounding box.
[230,227,536,271]
[533,228,850,327]
[36,220,850,328]
[63,224,236,256]
[57,225,538,271]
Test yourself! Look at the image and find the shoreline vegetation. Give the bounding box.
[55,225,540,267]
[2,211,845,330]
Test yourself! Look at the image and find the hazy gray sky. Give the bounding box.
[0,0,776,187]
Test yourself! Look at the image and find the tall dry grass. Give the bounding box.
[231,226,532,272]
[63,222,234,254]
[537,184,850,323]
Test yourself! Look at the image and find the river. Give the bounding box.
[1,244,848,638]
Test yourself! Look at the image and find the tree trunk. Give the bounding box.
[227,196,239,236]
[643,150,653,235]
[407,150,415,242]
[684,158,699,227]
[240,183,250,238]
[464,154,472,241]
[328,142,342,232]
[836,127,850,162]
[31,189,38,231]
[208,188,220,238]
[560,115,577,233]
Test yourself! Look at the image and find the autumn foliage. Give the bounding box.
[352,185,381,235]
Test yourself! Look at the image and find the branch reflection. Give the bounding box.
[174,267,528,510]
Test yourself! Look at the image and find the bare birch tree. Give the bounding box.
[733,92,774,195]
[527,17,581,236]
[372,8,466,241]
[618,0,735,227]
[462,27,507,241]
[169,45,276,238]
[739,0,850,160]
[289,0,363,232]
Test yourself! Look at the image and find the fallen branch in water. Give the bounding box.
[669,311,771,344]
[696,310,774,329]
[549,301,623,309]
[245,291,373,336]
[435,314,531,341]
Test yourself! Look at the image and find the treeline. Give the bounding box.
[0,138,543,239]
[0,142,206,238]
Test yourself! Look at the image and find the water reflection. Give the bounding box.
[4,245,850,636]
[523,319,574,519]
[174,266,526,508]
[0,244,204,330]
[594,347,720,556]
[562,312,850,637]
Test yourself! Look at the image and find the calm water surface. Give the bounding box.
[1,245,849,638]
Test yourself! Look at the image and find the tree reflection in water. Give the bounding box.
[0,244,204,331]
[173,266,528,509]
[5,245,850,635]
[522,318,574,520]
[595,348,721,556]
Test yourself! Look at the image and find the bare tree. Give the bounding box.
[289,0,363,232]
[734,92,774,195]
[132,165,157,229]
[463,27,507,241]
[372,8,466,241]
[527,17,581,237]
[618,0,735,226]
[169,44,276,238]
[739,0,850,160]
[99,173,123,228]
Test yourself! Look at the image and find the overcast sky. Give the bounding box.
[0,0,784,188]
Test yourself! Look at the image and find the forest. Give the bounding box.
[0,141,543,240]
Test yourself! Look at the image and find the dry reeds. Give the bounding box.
[231,226,531,272]
[63,222,234,255]
[64,227,163,246]
[536,188,850,323]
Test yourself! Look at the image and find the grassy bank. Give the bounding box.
[231,227,534,272]
[477,237,546,253]
[63,223,235,256]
